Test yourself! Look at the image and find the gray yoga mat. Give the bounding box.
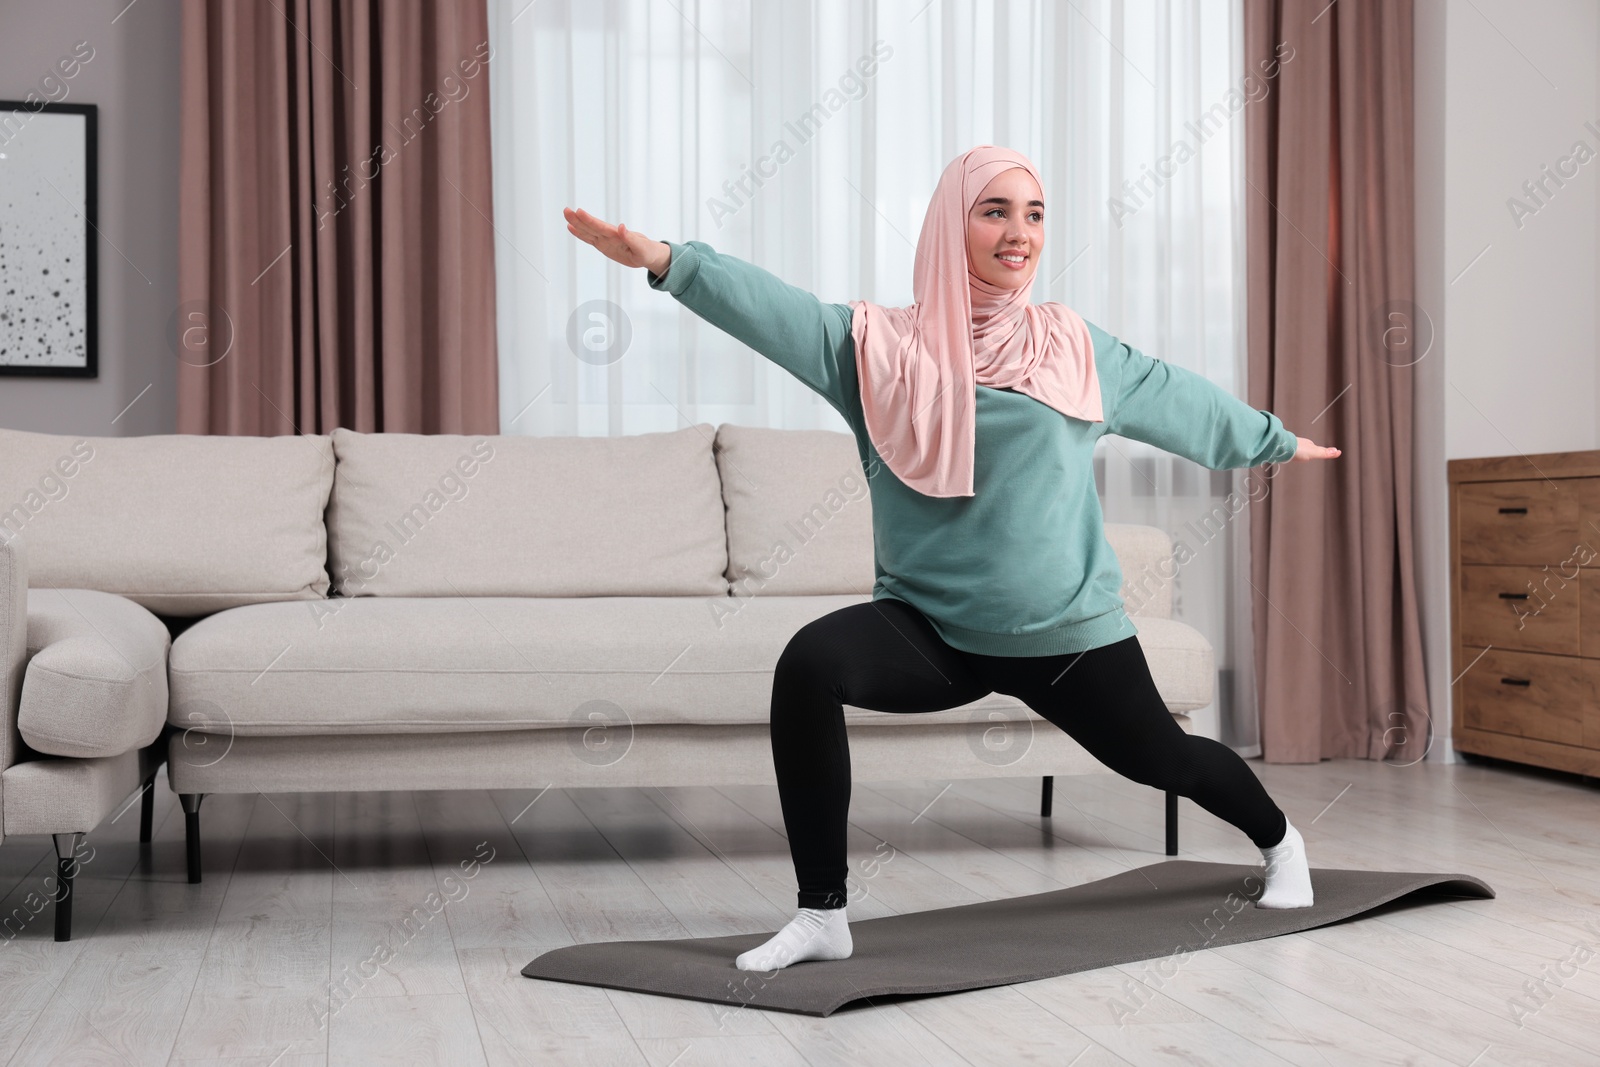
[521,860,1493,1017]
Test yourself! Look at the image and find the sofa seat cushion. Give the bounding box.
[20,588,171,759]
[167,594,1214,737]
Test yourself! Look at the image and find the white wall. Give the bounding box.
[1437,0,1599,460]
[0,0,182,437]
[1414,0,1600,760]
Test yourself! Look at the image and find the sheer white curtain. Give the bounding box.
[486,0,1264,751]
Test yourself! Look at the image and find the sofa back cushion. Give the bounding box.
[0,428,334,615]
[1104,524,1174,620]
[714,424,876,596]
[326,425,728,597]
[714,424,1175,617]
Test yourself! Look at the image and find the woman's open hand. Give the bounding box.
[563,207,671,276]
[1292,436,1341,461]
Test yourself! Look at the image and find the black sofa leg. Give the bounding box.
[180,793,206,883]
[1165,790,1179,856]
[53,832,84,942]
[1040,775,1053,818]
[138,773,156,844]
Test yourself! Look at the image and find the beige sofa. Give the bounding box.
[1,422,1215,939]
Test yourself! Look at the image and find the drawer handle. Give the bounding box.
[1497,507,1528,514]
[1500,677,1532,687]
[1497,592,1529,600]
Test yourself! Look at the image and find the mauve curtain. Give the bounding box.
[1245,0,1429,763]
[177,0,499,435]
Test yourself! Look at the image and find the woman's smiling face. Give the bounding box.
[966,167,1044,291]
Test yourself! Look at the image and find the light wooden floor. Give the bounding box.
[0,756,1597,1066]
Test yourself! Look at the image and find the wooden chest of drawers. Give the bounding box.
[1449,451,1600,774]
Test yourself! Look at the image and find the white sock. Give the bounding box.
[1256,820,1315,909]
[735,905,852,971]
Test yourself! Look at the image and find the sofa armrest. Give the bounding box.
[1,532,29,836]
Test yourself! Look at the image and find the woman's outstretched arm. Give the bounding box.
[1088,319,1340,467]
[563,207,860,422]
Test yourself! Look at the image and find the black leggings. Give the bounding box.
[770,598,1288,909]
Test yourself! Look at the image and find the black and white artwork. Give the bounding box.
[0,101,98,378]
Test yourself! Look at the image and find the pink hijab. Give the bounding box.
[849,145,1103,498]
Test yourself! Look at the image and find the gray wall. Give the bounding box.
[0,0,181,436]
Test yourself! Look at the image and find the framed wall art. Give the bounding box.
[0,100,98,378]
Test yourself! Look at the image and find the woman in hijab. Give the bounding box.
[565,145,1339,972]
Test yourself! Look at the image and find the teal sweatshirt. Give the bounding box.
[647,239,1298,657]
